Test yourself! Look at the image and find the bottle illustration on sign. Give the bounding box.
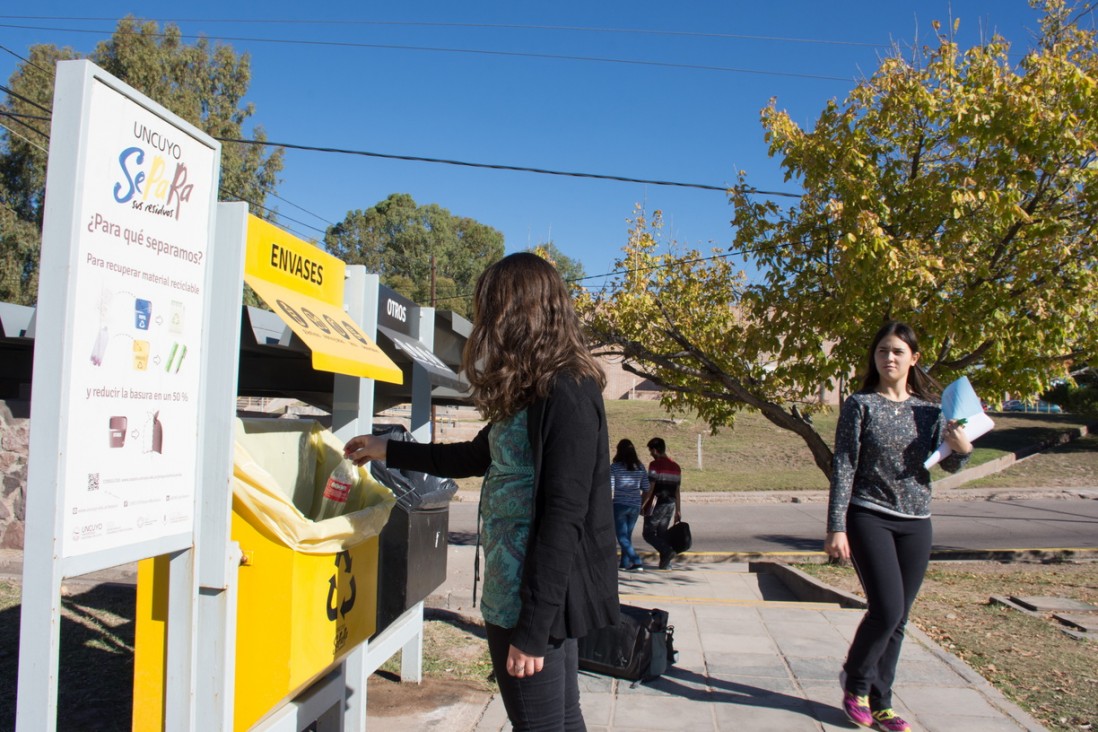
[108,416,127,448]
[142,411,164,454]
[86,284,188,372]
[90,287,113,366]
[313,458,358,521]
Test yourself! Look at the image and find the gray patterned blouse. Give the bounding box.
[827,391,969,533]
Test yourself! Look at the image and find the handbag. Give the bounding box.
[666,521,692,554]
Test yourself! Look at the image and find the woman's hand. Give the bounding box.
[506,645,544,678]
[943,419,974,456]
[343,435,389,466]
[824,531,851,561]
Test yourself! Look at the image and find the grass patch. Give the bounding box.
[454,402,1094,492]
[378,612,493,691]
[795,561,1098,732]
[603,401,1095,492]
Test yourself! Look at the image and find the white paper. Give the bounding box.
[924,410,995,468]
[924,377,995,468]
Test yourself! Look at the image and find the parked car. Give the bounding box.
[1001,399,1062,413]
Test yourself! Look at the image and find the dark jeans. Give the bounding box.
[843,505,933,711]
[642,501,676,567]
[484,622,585,731]
[614,503,642,568]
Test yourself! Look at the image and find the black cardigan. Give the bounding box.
[385,374,620,655]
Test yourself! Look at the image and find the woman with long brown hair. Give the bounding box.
[825,321,972,732]
[344,252,619,731]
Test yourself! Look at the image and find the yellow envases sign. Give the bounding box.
[243,215,402,384]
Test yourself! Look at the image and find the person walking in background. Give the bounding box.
[824,321,972,732]
[641,437,682,570]
[610,439,648,571]
[344,253,619,732]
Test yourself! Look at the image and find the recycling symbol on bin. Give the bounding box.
[326,550,357,621]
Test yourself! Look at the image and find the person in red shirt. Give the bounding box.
[641,438,682,569]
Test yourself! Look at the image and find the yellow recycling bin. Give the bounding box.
[133,418,396,731]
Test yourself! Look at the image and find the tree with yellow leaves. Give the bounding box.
[582,0,1098,479]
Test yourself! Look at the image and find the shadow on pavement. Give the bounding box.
[0,582,136,732]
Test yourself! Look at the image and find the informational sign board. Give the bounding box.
[34,64,219,560]
[20,59,231,732]
[243,215,402,384]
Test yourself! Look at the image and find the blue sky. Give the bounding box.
[0,2,1052,291]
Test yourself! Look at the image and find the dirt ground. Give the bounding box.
[799,560,1098,732]
[367,613,494,718]
[366,674,490,717]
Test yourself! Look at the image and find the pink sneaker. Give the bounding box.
[842,691,873,727]
[872,709,911,732]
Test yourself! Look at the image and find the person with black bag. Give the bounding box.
[641,437,682,570]
[344,253,619,732]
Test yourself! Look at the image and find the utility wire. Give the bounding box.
[0,120,47,152]
[0,109,50,121]
[0,82,53,115]
[264,189,335,227]
[0,110,49,140]
[0,16,890,49]
[0,23,856,82]
[216,136,801,198]
[220,188,324,241]
[432,238,790,305]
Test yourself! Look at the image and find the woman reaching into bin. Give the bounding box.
[344,252,619,732]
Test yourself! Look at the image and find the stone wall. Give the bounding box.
[0,399,29,550]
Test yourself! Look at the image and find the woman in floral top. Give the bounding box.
[345,253,618,731]
[825,322,972,732]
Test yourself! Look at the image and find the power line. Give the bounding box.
[0,15,890,49]
[220,188,325,242]
[0,22,856,83]
[0,119,47,152]
[0,109,50,121]
[432,238,790,305]
[216,135,802,198]
[0,110,49,140]
[0,82,52,115]
[264,189,335,227]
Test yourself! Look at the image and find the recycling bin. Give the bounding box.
[133,418,396,731]
[369,424,459,635]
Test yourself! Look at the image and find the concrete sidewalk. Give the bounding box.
[394,546,1048,732]
[0,546,1050,732]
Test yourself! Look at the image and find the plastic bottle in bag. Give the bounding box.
[313,458,358,521]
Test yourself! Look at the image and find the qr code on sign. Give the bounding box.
[87,473,100,491]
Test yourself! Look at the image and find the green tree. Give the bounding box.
[0,17,284,303]
[324,193,504,318]
[528,242,587,294]
[582,0,1098,479]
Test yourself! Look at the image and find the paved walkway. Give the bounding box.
[385,546,1047,732]
[0,529,1057,732]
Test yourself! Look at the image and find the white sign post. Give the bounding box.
[17,60,228,731]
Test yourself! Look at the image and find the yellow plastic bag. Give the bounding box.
[232,418,395,554]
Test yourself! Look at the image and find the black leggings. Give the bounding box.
[484,623,585,731]
[843,505,932,710]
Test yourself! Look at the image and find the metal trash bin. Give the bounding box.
[370,424,459,634]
